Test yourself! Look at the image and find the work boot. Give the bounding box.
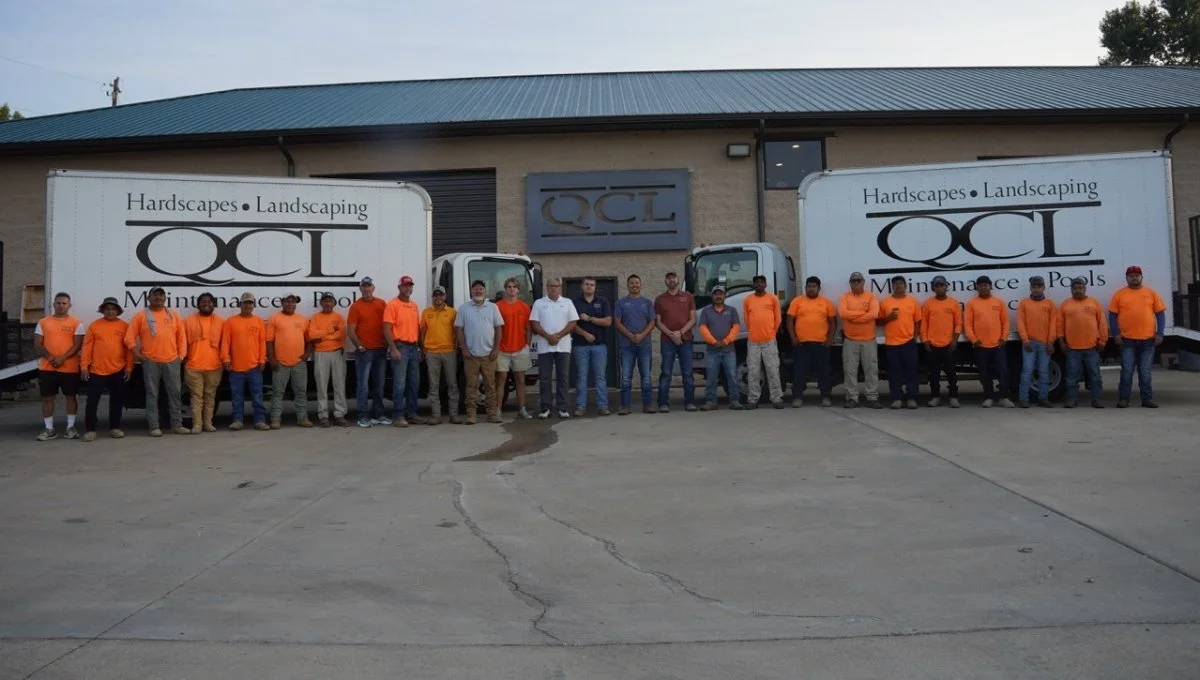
[82,431,97,442]
[772,401,785,409]
[928,397,941,408]
[269,420,282,430]
[659,405,671,414]
[746,403,759,411]
[427,416,441,426]
[149,428,163,437]
[229,421,244,431]
[949,398,961,408]
[1037,399,1053,408]
[1064,400,1078,409]
[685,403,698,412]
[319,417,331,428]
[1142,400,1159,408]
[253,422,270,431]
[865,399,883,410]
[1116,400,1129,408]
[110,429,125,438]
[729,402,745,410]
[171,426,190,435]
[905,399,918,409]
[999,398,1016,408]
[618,407,632,416]
[190,424,202,434]
[599,408,612,416]
[1019,401,1030,409]
[487,414,503,424]
[890,400,902,410]
[392,418,409,428]
[334,416,350,427]
[1091,400,1106,409]
[574,409,586,418]
[844,398,859,409]
[297,418,314,428]
[701,402,717,411]
[463,416,476,425]
[202,422,217,433]
[981,399,994,409]
[820,397,832,407]
[792,398,803,408]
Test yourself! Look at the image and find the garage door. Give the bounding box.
[321,169,497,258]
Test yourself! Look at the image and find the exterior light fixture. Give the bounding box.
[726,143,751,158]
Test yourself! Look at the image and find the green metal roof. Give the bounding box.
[2,67,1199,149]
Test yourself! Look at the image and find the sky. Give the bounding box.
[1,0,1124,118]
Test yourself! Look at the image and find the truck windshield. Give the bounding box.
[469,260,534,304]
[691,250,758,297]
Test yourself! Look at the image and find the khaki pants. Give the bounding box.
[464,355,498,419]
[747,340,783,404]
[843,339,879,401]
[270,363,308,422]
[425,351,460,418]
[313,350,347,419]
[185,367,222,428]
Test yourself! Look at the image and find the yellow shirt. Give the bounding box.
[420,306,457,353]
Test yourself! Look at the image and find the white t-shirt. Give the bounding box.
[529,296,580,353]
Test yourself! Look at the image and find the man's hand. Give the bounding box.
[1023,341,1033,352]
[124,370,133,383]
[714,341,725,350]
[949,339,958,352]
[973,340,983,348]
[580,313,590,323]
[489,349,499,362]
[301,353,312,362]
[887,309,900,321]
[923,341,932,352]
[389,346,401,360]
[582,331,595,344]
[258,363,266,371]
[80,368,91,381]
[269,359,280,371]
[133,348,145,362]
[1114,334,1123,346]
[49,355,63,368]
[461,347,471,360]
[223,361,231,371]
[1155,334,1164,346]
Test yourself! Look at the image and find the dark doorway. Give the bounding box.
[563,277,619,389]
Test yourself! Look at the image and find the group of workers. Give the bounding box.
[31,264,1166,441]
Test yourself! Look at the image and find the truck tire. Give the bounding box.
[1009,349,1065,402]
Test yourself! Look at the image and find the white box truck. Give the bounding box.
[685,150,1194,400]
[1,170,541,411]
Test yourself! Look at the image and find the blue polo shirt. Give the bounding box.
[573,295,611,346]
[615,295,655,348]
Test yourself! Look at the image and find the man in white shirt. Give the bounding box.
[529,278,579,419]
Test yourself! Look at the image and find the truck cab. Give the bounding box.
[683,242,796,400]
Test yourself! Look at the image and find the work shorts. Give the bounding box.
[496,349,532,373]
[39,370,80,397]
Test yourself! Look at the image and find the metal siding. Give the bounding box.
[4,67,1200,145]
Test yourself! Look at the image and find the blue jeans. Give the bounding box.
[620,343,653,408]
[885,342,919,400]
[658,339,695,407]
[230,369,265,424]
[1066,348,1102,402]
[705,348,738,404]
[572,344,609,410]
[975,346,1009,400]
[1119,338,1155,402]
[1019,339,1051,402]
[390,343,421,419]
[355,348,387,420]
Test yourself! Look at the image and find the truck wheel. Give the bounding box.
[1009,353,1065,402]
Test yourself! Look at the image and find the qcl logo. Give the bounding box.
[134,226,357,285]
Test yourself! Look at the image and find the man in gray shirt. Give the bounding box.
[455,280,505,424]
[698,285,744,410]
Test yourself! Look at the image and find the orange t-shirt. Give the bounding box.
[184,313,224,371]
[347,298,387,349]
[1017,298,1058,344]
[838,292,880,342]
[37,314,84,373]
[308,311,346,352]
[497,298,532,353]
[786,295,835,343]
[1108,286,1166,340]
[921,296,962,348]
[879,295,921,346]
[82,318,133,376]
[742,293,781,343]
[1060,297,1108,350]
[382,298,420,343]
[220,314,267,372]
[125,308,187,364]
[267,312,310,366]
[965,295,1010,349]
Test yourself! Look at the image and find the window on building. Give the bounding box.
[764,140,825,190]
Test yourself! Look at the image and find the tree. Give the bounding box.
[0,103,24,121]
[1100,0,1200,65]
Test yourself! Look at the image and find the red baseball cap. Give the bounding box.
[399,275,415,286]
[1125,265,1143,275]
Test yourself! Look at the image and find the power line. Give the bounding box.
[0,54,107,87]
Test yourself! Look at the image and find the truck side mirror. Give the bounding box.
[684,255,696,292]
[531,262,544,299]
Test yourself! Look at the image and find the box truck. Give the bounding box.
[685,150,1195,400]
[1,170,541,411]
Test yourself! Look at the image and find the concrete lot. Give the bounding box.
[1,370,1199,679]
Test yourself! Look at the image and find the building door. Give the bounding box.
[563,277,619,390]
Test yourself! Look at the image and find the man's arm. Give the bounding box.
[347,322,362,349]
[80,328,95,377]
[1096,303,1109,347]
[825,310,837,345]
[455,327,468,358]
[591,301,613,328]
[785,315,798,344]
[964,304,978,345]
[175,317,187,362]
[771,299,781,333]
[682,305,697,336]
[257,322,268,369]
[491,325,503,360]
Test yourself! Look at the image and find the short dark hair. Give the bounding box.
[975,275,992,285]
[471,279,486,289]
[53,292,71,301]
[890,275,906,285]
[627,274,641,282]
[752,275,767,283]
[196,292,216,304]
[805,276,821,286]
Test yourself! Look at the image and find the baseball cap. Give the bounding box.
[712,285,727,293]
[359,276,374,286]
[1125,265,1143,275]
[399,275,415,286]
[1029,275,1045,285]
[239,292,256,303]
[320,291,335,301]
[148,286,167,296]
[849,272,865,281]
[1071,277,1088,285]
[432,286,446,295]
[283,293,301,303]
[931,275,949,286]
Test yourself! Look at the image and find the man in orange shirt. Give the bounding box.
[34,292,85,441]
[786,276,836,408]
[125,286,189,436]
[1017,276,1057,408]
[838,272,883,409]
[1109,265,1167,408]
[383,275,422,426]
[879,276,922,409]
[348,276,389,427]
[422,286,460,424]
[267,294,313,429]
[309,292,350,427]
[183,292,224,434]
[221,292,269,431]
[495,277,534,419]
[81,297,133,441]
[921,276,962,408]
[1059,277,1108,409]
[965,276,1015,408]
[742,275,784,409]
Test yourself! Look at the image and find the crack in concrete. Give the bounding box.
[416,462,435,484]
[449,476,564,645]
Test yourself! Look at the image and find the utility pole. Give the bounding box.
[106,77,121,107]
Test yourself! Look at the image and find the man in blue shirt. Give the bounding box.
[614,274,657,415]
[572,277,613,416]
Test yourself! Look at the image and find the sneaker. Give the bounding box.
[890,400,903,410]
[427,416,441,426]
[865,400,883,410]
[64,427,80,440]
[172,426,190,435]
[746,403,759,411]
[357,418,372,428]
[297,418,314,428]
[701,402,718,411]
[203,423,217,433]
[772,401,785,410]
[1019,401,1030,409]
[599,408,612,416]
[149,428,163,437]
[981,399,994,409]
[574,409,586,417]
[334,416,350,427]
[82,431,97,442]
[949,398,961,409]
[190,425,203,434]
[821,397,832,407]
[844,399,859,409]
[463,417,476,425]
[487,414,503,424]
[1037,399,1053,408]
[1064,400,1078,409]
[538,409,552,419]
[392,418,409,428]
[229,421,244,431]
[375,416,394,426]
[518,408,534,420]
[36,429,57,441]
[644,406,657,414]
[792,398,803,408]
[110,429,125,439]
[928,397,941,408]
[558,410,570,419]
[1116,400,1129,409]
[618,407,632,416]
[319,417,331,428]
[254,422,270,431]
[729,402,745,410]
[449,415,464,424]
[684,403,698,412]
[1092,400,1106,409]
[407,416,426,425]
[1142,400,1159,408]
[905,399,918,410]
[269,420,281,430]
[659,405,671,414]
[999,398,1016,408]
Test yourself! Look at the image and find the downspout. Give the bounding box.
[277,136,296,177]
[755,119,766,242]
[1164,114,1189,151]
